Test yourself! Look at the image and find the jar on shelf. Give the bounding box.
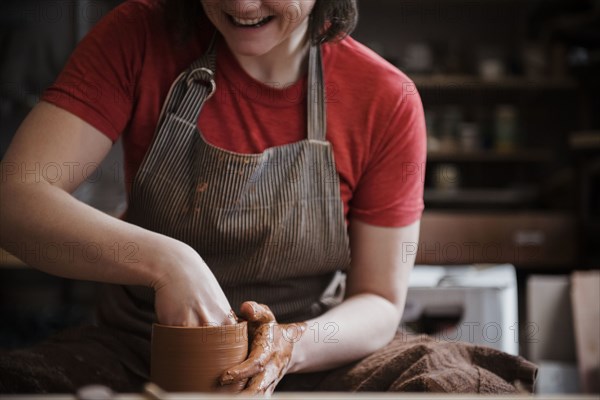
[458,122,481,152]
[433,163,461,191]
[439,106,462,152]
[494,105,518,152]
[425,109,441,152]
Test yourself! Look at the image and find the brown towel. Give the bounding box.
[0,326,146,394]
[278,330,539,394]
[1,326,538,394]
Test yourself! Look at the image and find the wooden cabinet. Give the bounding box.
[417,211,577,268]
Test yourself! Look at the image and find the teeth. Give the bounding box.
[232,15,270,26]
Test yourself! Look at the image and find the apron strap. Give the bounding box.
[165,33,219,126]
[164,32,326,142]
[307,44,326,142]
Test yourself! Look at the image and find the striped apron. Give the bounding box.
[95,34,351,379]
[0,34,538,397]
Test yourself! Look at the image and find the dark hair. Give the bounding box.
[164,0,358,45]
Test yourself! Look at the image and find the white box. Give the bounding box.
[536,361,581,394]
[402,264,519,355]
[526,275,576,363]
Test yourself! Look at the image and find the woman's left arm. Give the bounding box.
[288,217,420,373]
[220,217,420,393]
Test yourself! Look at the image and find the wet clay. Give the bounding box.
[151,321,248,392]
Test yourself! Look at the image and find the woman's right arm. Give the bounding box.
[0,101,235,326]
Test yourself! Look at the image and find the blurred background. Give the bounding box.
[1,0,599,395]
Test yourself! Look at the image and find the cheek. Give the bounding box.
[200,1,222,25]
[279,2,311,24]
[278,2,312,29]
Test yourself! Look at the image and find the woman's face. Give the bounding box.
[200,1,316,57]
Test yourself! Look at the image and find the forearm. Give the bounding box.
[287,293,401,374]
[0,179,180,287]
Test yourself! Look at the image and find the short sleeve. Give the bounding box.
[41,1,148,142]
[350,82,427,227]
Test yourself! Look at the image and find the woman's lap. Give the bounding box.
[1,326,537,394]
[0,325,145,394]
[277,330,538,394]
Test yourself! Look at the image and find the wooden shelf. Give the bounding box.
[569,131,600,150]
[411,74,577,90]
[427,149,553,163]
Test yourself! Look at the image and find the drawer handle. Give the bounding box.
[514,230,545,246]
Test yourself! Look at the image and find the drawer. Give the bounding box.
[416,211,577,267]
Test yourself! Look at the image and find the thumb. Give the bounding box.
[239,301,276,323]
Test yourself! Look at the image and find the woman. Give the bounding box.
[0,0,537,395]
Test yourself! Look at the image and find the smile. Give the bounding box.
[226,13,275,28]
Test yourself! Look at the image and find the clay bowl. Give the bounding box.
[151,321,248,393]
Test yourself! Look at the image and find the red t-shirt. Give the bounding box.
[42,0,426,227]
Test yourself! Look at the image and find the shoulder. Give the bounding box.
[323,36,424,144]
[324,36,418,105]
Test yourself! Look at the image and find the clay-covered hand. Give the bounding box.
[219,301,307,395]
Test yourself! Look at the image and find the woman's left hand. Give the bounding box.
[219,301,307,395]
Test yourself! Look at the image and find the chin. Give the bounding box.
[228,41,275,58]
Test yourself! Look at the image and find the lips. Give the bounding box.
[226,13,275,28]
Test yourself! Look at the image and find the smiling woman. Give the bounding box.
[164,0,357,44]
[166,0,358,84]
[0,0,538,395]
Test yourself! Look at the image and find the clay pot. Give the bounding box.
[151,321,248,393]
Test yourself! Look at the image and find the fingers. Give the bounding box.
[239,301,276,324]
[220,324,274,384]
[221,302,286,394]
[225,308,239,325]
[240,362,282,395]
[220,348,270,384]
[159,306,201,327]
[263,379,278,397]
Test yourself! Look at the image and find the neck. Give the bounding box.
[231,27,311,88]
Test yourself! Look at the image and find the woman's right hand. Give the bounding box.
[151,238,237,327]
[2,102,235,328]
